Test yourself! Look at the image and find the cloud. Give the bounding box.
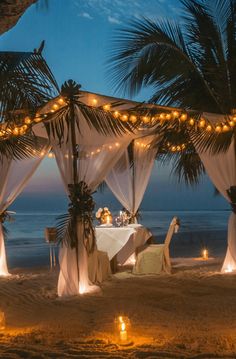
[108,15,121,24]
[80,12,93,20]
[74,0,177,24]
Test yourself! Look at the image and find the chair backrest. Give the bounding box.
[164,217,179,248]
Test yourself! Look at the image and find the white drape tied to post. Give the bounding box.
[51,108,133,296]
[105,136,156,222]
[0,143,49,276]
[197,139,236,272]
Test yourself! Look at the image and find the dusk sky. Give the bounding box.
[0,0,228,212]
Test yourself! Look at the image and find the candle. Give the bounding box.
[119,322,127,342]
[202,249,208,260]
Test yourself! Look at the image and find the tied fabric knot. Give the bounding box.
[0,210,14,223]
[56,181,96,253]
[227,186,236,214]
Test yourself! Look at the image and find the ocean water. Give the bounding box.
[4,210,230,269]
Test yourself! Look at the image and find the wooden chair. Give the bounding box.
[133,217,179,275]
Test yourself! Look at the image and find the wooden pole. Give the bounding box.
[69,97,80,285]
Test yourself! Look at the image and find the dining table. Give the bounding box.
[95,223,152,266]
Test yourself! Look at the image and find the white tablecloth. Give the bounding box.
[95,224,152,265]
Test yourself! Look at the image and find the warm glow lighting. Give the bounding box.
[103,104,110,111]
[24,117,31,124]
[202,249,208,260]
[180,113,187,121]
[0,311,5,330]
[215,125,222,132]
[92,98,98,105]
[13,128,19,135]
[223,125,230,132]
[119,318,128,342]
[189,118,195,126]
[171,146,176,152]
[160,113,166,120]
[121,114,128,122]
[142,116,150,123]
[199,119,205,128]
[58,97,65,105]
[48,152,54,158]
[115,142,120,147]
[225,265,233,273]
[229,121,235,127]
[113,111,120,118]
[53,104,59,110]
[79,284,86,294]
[129,115,137,123]
[206,125,212,132]
[172,111,179,118]
[166,113,172,120]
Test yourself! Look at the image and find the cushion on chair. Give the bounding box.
[133,244,165,274]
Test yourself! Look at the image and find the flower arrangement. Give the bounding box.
[96,207,112,225]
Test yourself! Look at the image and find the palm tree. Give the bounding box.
[0,49,59,160]
[108,0,236,184]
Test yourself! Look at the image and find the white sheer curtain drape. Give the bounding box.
[52,109,132,296]
[198,140,236,272]
[0,146,49,276]
[105,136,156,221]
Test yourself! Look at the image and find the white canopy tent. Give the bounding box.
[1,89,234,297]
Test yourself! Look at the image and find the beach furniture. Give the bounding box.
[133,217,179,275]
[88,246,111,283]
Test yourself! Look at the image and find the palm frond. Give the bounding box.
[0,135,48,161]
[0,51,59,122]
[108,0,236,113]
[44,81,135,143]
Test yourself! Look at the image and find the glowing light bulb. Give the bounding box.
[142,116,150,123]
[121,114,128,122]
[229,121,235,127]
[92,98,98,105]
[24,117,31,124]
[129,115,137,123]
[103,104,110,111]
[172,111,179,118]
[13,127,19,135]
[113,111,120,118]
[58,97,65,105]
[215,125,222,133]
[166,113,172,120]
[189,118,195,126]
[206,125,212,132]
[53,104,59,110]
[199,119,206,128]
[180,113,187,121]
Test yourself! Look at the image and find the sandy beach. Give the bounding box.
[1,255,236,359]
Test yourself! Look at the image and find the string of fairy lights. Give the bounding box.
[1,95,235,155]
